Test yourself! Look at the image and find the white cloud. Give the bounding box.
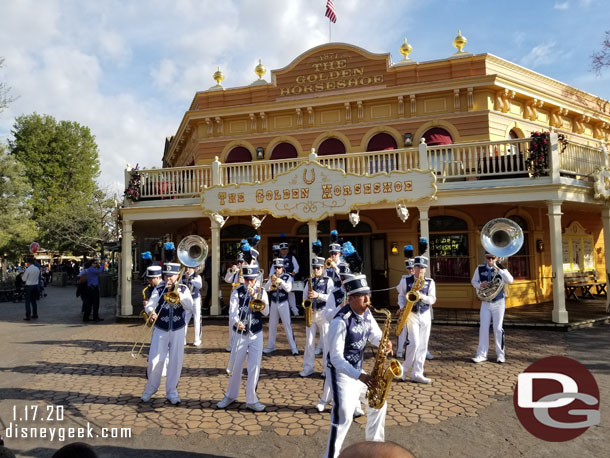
[554,1,569,9]
[520,42,557,69]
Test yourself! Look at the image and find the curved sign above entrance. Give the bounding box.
[201,157,437,222]
[272,43,391,98]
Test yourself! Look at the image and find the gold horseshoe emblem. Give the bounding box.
[303,168,316,185]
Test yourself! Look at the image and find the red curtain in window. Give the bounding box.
[423,128,453,146]
[366,133,397,151]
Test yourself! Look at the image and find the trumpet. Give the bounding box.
[130,310,157,358]
[325,258,336,269]
[269,274,282,291]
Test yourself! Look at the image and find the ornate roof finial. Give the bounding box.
[399,37,413,61]
[453,29,467,54]
[213,66,225,86]
[254,59,266,80]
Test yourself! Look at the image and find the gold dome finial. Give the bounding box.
[399,38,413,61]
[213,66,225,86]
[453,29,467,53]
[254,59,266,80]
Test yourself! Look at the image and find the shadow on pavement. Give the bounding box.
[14,446,231,458]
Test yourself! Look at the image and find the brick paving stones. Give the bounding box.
[9,315,566,439]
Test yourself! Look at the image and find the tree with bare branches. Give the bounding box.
[592,31,610,75]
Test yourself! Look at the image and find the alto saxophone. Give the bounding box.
[302,274,313,327]
[366,307,403,409]
[396,273,425,336]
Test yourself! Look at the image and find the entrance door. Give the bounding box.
[370,234,389,306]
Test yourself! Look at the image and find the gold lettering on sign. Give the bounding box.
[279,55,385,96]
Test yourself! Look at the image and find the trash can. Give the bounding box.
[99,273,112,297]
[52,271,67,287]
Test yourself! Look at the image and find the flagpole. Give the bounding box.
[329,18,331,42]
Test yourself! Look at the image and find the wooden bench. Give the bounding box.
[564,270,607,300]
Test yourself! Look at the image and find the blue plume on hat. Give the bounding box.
[418,237,428,255]
[312,240,323,256]
[342,241,362,274]
[248,234,261,248]
[141,251,152,260]
[330,230,339,243]
[241,242,252,264]
[163,242,175,262]
[403,245,413,258]
[240,239,248,246]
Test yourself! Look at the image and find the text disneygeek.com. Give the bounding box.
[3,404,131,442]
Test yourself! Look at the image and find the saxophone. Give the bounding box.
[366,307,404,409]
[303,274,313,327]
[395,273,425,336]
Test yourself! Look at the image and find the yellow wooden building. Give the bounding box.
[120,36,610,323]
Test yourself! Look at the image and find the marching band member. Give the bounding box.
[183,266,203,347]
[217,265,270,412]
[400,252,436,384]
[143,266,162,304]
[471,252,514,364]
[279,239,300,316]
[300,255,334,378]
[395,245,414,359]
[141,263,193,404]
[263,258,298,355]
[325,231,345,319]
[223,253,245,352]
[323,243,391,458]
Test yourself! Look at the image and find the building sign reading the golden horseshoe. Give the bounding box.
[201,159,437,222]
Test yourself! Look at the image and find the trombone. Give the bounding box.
[130,310,158,358]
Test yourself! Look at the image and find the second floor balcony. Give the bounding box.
[123,135,608,206]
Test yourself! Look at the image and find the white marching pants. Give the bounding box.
[184,296,202,345]
[324,368,386,458]
[476,299,505,360]
[397,323,408,356]
[226,330,264,404]
[303,309,329,373]
[144,326,186,399]
[266,300,297,352]
[402,309,431,379]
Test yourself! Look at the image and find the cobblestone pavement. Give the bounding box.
[0,286,607,458]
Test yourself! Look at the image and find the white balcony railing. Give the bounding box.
[124,137,607,203]
[560,142,606,178]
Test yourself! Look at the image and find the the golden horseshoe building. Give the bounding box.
[120,37,610,323]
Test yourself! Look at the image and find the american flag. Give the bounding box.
[325,0,337,23]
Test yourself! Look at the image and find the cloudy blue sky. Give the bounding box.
[1,0,609,193]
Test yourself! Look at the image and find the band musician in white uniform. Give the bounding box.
[323,271,391,458]
[141,263,193,404]
[400,256,436,384]
[223,253,245,351]
[263,258,298,355]
[217,265,269,412]
[300,256,334,378]
[471,252,514,364]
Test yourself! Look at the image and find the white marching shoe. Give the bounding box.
[410,375,432,384]
[472,355,487,363]
[216,396,236,409]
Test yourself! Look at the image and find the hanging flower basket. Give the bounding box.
[124,165,142,201]
[525,131,568,178]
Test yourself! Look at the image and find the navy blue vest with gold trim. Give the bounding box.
[312,276,331,310]
[235,285,264,334]
[330,305,371,371]
[477,265,505,302]
[283,255,296,275]
[270,273,291,304]
[153,283,187,331]
[404,276,432,314]
[326,267,345,305]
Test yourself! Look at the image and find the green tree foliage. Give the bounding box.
[9,113,104,253]
[0,144,37,257]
